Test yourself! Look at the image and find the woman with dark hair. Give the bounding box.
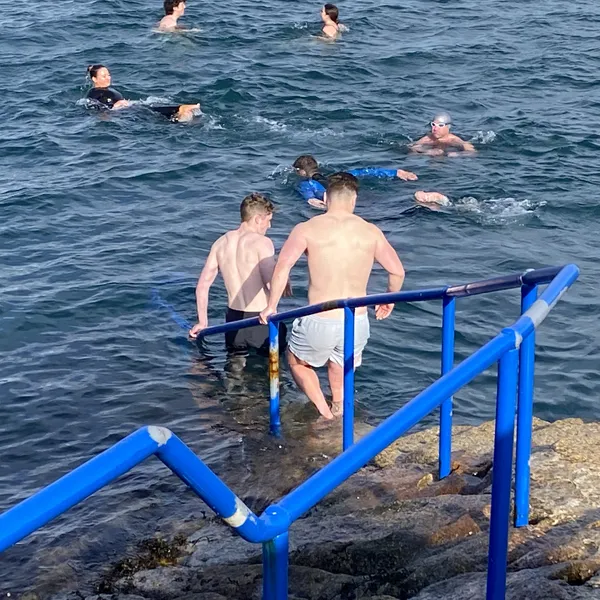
[86,65,200,122]
[321,4,340,38]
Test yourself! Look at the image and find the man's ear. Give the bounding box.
[323,192,328,205]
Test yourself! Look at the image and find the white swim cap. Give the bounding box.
[432,111,452,126]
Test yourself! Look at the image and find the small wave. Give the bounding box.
[141,96,172,105]
[202,115,224,130]
[152,26,203,34]
[338,24,350,32]
[292,22,309,30]
[471,130,497,144]
[253,116,287,132]
[268,164,294,182]
[454,196,545,224]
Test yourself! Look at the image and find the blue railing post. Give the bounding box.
[439,295,456,479]
[269,321,281,437]
[262,530,289,600]
[343,306,356,451]
[515,283,537,527]
[487,347,519,600]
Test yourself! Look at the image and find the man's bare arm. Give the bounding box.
[258,238,293,298]
[189,246,219,338]
[372,228,405,320]
[259,225,308,323]
[257,238,277,289]
[461,139,477,153]
[409,135,433,153]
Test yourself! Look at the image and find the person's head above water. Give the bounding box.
[324,172,359,210]
[321,3,339,23]
[240,193,274,234]
[164,0,186,16]
[87,64,111,88]
[430,111,452,138]
[293,155,319,177]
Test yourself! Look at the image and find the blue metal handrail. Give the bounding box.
[195,265,570,484]
[0,264,579,600]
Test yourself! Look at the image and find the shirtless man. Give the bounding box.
[158,0,186,32]
[259,173,405,419]
[410,112,476,156]
[189,194,286,352]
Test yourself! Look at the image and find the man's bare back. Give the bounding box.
[259,172,404,419]
[189,194,276,340]
[295,212,389,317]
[213,229,274,312]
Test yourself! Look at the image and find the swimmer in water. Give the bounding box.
[321,4,341,39]
[158,0,187,32]
[410,112,477,156]
[293,154,418,209]
[85,65,200,122]
[414,190,450,210]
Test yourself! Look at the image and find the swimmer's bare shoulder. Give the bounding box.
[158,15,177,31]
[322,24,339,38]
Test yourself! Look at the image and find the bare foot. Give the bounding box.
[414,191,450,206]
[331,402,343,417]
[311,397,334,420]
[176,103,201,122]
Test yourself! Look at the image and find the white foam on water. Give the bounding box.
[471,130,497,144]
[454,196,546,224]
[254,116,287,132]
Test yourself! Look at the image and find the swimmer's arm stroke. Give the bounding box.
[373,227,406,320]
[349,167,417,181]
[189,246,220,339]
[259,225,307,324]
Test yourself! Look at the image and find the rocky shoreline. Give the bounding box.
[52,418,600,600]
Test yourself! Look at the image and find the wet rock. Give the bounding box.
[52,419,600,600]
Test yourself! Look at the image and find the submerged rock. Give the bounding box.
[53,418,600,600]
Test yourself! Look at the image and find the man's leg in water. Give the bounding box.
[287,349,334,420]
[328,360,344,417]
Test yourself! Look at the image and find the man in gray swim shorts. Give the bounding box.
[288,312,370,369]
[260,172,405,420]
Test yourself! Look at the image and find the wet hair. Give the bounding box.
[326,172,359,199]
[240,193,275,222]
[323,4,339,23]
[87,64,107,80]
[164,0,185,15]
[293,155,319,176]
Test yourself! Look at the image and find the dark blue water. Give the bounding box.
[2,0,599,594]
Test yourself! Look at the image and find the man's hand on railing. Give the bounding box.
[259,306,276,325]
[189,320,207,340]
[375,303,394,320]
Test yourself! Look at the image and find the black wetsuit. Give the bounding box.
[86,87,124,108]
[86,87,181,120]
[225,308,287,354]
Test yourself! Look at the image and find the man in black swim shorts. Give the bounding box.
[189,193,289,353]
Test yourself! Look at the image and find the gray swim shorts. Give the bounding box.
[288,313,370,368]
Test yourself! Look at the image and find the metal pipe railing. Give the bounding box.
[194,265,572,462]
[49,263,573,600]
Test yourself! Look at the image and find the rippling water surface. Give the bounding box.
[2,0,599,594]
